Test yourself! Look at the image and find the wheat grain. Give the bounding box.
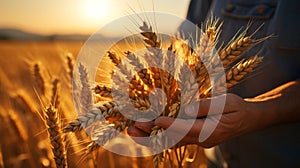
[195,18,221,64]
[79,64,92,113]
[125,51,145,71]
[226,55,263,87]
[94,85,112,98]
[33,63,45,94]
[214,55,263,93]
[44,105,67,168]
[140,21,161,48]
[140,21,164,66]
[66,52,74,80]
[63,119,82,133]
[107,51,121,65]
[63,102,122,133]
[219,35,254,68]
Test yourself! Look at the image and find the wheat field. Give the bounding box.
[0,40,208,168]
[0,18,266,168]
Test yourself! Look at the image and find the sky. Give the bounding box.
[0,0,190,35]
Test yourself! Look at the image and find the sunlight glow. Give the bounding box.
[83,0,111,23]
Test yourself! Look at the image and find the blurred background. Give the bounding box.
[0,0,189,40]
[0,0,211,168]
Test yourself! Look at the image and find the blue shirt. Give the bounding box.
[184,0,300,167]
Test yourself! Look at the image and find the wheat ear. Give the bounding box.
[86,119,132,154]
[63,102,122,133]
[107,51,121,65]
[226,55,263,88]
[140,21,161,48]
[79,64,92,113]
[140,21,164,66]
[195,17,222,63]
[94,85,112,98]
[44,105,67,168]
[108,50,154,103]
[33,63,46,94]
[219,22,270,69]
[151,126,165,168]
[214,55,263,93]
[66,52,74,80]
[51,79,60,108]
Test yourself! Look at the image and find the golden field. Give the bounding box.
[0,41,207,168]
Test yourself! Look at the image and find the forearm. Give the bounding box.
[245,79,300,127]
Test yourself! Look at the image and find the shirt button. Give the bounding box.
[226,4,235,12]
[257,5,266,14]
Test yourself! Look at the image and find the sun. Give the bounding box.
[83,0,111,23]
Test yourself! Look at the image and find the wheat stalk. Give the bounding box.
[44,105,67,168]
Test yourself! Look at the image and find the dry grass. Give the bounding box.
[0,41,156,168]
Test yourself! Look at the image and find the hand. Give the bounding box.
[127,93,275,148]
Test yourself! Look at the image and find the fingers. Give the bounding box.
[155,116,208,146]
[129,116,221,147]
[127,125,148,137]
[127,126,150,146]
[133,119,154,134]
[155,117,203,137]
[185,93,243,117]
[126,119,154,146]
[155,117,194,133]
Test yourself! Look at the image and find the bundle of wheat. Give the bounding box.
[64,17,268,167]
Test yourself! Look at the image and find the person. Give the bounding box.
[127,0,300,167]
